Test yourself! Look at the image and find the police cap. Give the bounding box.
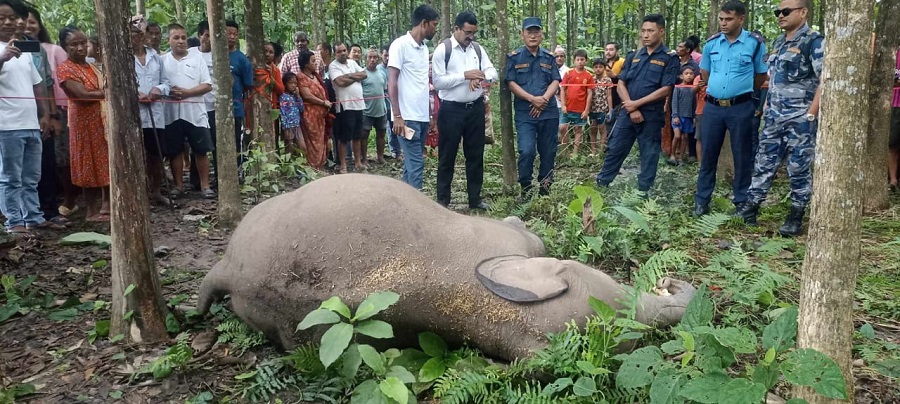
[522,17,542,30]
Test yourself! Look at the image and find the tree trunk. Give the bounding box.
[135,0,145,15]
[707,0,720,37]
[497,0,517,190]
[94,0,169,344]
[244,0,275,150]
[548,0,557,51]
[795,0,874,402]
[861,0,899,212]
[174,0,184,23]
[311,0,324,45]
[817,0,826,35]
[716,134,735,182]
[441,0,451,42]
[208,0,244,228]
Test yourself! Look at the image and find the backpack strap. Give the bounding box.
[443,38,483,71]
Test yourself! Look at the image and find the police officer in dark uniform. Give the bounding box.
[595,14,679,195]
[505,17,561,197]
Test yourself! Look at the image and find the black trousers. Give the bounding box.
[37,135,58,220]
[436,98,486,205]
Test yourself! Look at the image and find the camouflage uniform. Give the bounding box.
[747,23,824,208]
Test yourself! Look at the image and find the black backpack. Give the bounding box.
[442,38,483,71]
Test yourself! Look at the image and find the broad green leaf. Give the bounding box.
[379,377,409,404]
[649,367,683,404]
[679,371,730,403]
[752,363,779,389]
[542,377,573,395]
[319,323,353,368]
[48,308,80,322]
[358,343,386,375]
[872,359,900,378]
[572,376,597,397]
[613,318,651,330]
[418,332,448,357]
[661,339,685,355]
[418,357,447,382]
[123,284,135,297]
[763,347,777,365]
[588,296,615,322]
[0,302,20,323]
[320,296,352,319]
[781,348,848,399]
[677,331,695,351]
[613,206,650,233]
[386,365,417,384]
[858,323,875,340]
[355,320,394,339]
[785,400,810,404]
[615,346,663,389]
[234,370,257,380]
[351,380,388,404]
[59,232,112,247]
[614,331,644,343]
[680,288,714,330]
[353,291,400,321]
[297,308,341,330]
[94,319,111,338]
[720,378,767,404]
[165,313,180,333]
[392,348,431,374]
[711,327,757,354]
[762,306,798,353]
[341,343,362,379]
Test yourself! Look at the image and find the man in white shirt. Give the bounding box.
[554,45,570,142]
[161,23,214,199]
[0,0,51,234]
[388,4,439,190]
[188,20,217,190]
[130,16,170,205]
[329,42,368,173]
[431,11,497,209]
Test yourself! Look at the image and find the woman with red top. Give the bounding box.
[57,26,109,222]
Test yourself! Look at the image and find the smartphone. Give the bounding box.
[14,40,41,53]
[403,126,416,140]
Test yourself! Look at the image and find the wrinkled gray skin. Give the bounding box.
[197,174,696,362]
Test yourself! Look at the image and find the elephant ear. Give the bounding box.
[475,255,569,302]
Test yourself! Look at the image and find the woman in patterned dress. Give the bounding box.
[296,50,332,170]
[57,27,109,222]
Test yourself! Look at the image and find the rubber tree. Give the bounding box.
[795,0,875,401]
[441,0,451,42]
[547,0,556,50]
[244,0,276,149]
[208,0,244,228]
[497,0,518,191]
[861,0,900,213]
[94,0,169,343]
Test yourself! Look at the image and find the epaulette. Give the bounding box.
[508,49,519,57]
[707,32,722,41]
[748,31,764,43]
[540,47,553,56]
[667,49,677,55]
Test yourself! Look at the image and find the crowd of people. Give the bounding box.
[0,0,897,238]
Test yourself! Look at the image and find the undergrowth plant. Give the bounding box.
[1,275,53,323]
[216,315,268,354]
[241,145,317,196]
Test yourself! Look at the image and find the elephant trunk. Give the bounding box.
[635,279,697,327]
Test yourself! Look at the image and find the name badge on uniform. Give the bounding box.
[514,63,529,69]
[650,59,666,66]
[632,58,641,63]
[539,63,553,69]
[787,47,801,53]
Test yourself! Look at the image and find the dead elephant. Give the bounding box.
[197,174,696,361]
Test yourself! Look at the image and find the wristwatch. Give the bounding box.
[805,113,816,122]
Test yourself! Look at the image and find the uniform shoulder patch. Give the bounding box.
[508,50,519,57]
[707,32,722,42]
[748,31,765,43]
[540,47,553,56]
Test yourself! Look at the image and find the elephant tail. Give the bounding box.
[197,264,229,314]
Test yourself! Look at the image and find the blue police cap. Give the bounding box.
[522,17,542,30]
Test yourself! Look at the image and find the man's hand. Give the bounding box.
[468,79,482,91]
[39,116,53,139]
[629,110,644,124]
[561,106,568,115]
[148,87,163,101]
[464,69,485,80]
[623,100,640,113]
[170,86,186,100]
[529,95,548,111]
[581,110,589,120]
[529,107,542,118]
[672,117,680,125]
[0,43,21,63]
[392,116,406,137]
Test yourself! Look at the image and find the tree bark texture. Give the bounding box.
[441,0,451,43]
[94,0,169,343]
[244,0,276,150]
[208,0,244,228]
[795,0,874,402]
[861,0,899,212]
[548,0,557,51]
[496,0,518,190]
[135,0,145,15]
[707,0,720,37]
[311,0,324,45]
[174,0,184,23]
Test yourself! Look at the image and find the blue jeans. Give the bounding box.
[398,120,429,189]
[694,101,756,206]
[516,117,559,191]
[0,130,44,229]
[595,109,664,192]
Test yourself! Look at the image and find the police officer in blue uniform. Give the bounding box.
[505,17,561,197]
[594,14,678,195]
[693,0,768,217]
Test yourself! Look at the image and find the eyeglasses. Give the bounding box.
[774,7,803,17]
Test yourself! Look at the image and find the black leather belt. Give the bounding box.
[442,98,484,109]
[705,92,753,107]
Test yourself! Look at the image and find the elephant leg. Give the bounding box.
[229,294,297,351]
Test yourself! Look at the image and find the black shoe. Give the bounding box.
[734,202,760,225]
[437,200,450,208]
[469,201,490,210]
[693,203,710,217]
[779,206,806,237]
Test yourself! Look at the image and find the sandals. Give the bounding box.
[30,220,67,230]
[201,188,216,199]
[7,226,32,236]
[58,205,79,217]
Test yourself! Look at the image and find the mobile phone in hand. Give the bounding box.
[14,40,41,53]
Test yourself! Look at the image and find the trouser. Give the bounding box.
[0,130,44,229]
[191,110,219,189]
[595,109,664,192]
[436,98,486,205]
[398,120,429,189]
[37,135,58,220]
[516,116,559,192]
[694,100,756,206]
[748,118,817,208]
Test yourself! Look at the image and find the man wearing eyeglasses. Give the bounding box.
[505,17,561,198]
[693,0,767,218]
[736,0,823,237]
[432,11,497,210]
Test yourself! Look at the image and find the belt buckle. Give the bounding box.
[464,101,474,108]
[717,99,732,107]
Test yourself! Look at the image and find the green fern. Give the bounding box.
[504,381,560,403]
[281,342,326,376]
[216,316,267,354]
[433,368,503,404]
[691,212,731,237]
[237,359,301,403]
